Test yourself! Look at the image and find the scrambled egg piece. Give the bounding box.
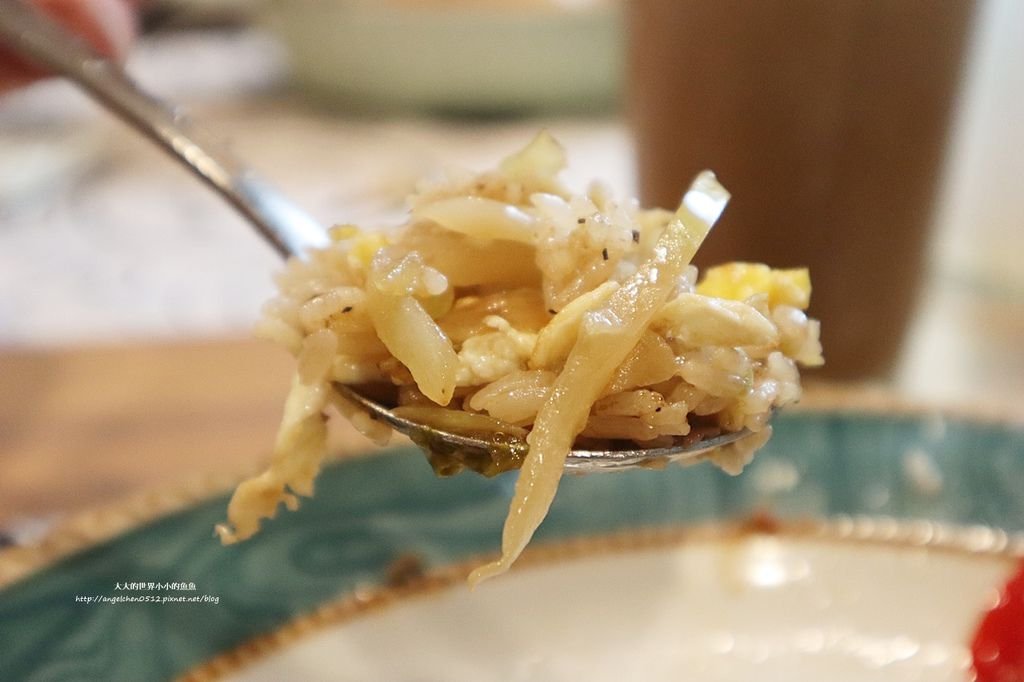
[697,263,811,310]
[341,229,392,271]
[456,316,537,386]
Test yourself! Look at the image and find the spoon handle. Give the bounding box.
[0,0,325,258]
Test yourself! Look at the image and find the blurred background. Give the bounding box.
[0,0,1021,535]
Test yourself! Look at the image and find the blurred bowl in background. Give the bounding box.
[260,0,623,115]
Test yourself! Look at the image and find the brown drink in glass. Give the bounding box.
[628,0,978,379]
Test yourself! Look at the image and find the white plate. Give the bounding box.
[227,532,1012,681]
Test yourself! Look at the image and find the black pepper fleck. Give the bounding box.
[577,217,586,224]
[342,306,353,313]
[655,407,663,413]
[601,248,609,261]
[631,230,640,243]
[548,309,557,315]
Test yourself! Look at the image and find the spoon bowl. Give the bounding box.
[334,383,758,475]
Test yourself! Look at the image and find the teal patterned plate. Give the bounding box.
[1,406,1023,681]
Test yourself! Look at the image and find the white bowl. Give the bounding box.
[261,0,623,114]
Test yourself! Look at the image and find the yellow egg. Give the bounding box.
[346,232,392,270]
[328,223,360,241]
[696,262,811,309]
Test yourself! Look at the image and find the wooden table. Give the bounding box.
[0,339,377,528]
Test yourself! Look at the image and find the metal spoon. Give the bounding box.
[0,1,761,472]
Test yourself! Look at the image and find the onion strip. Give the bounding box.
[469,172,730,585]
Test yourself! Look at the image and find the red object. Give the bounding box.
[973,562,1024,682]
